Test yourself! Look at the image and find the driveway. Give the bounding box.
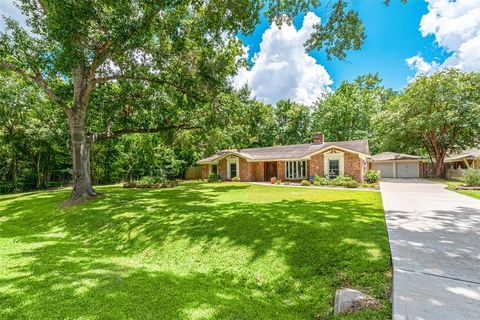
[380,179,480,320]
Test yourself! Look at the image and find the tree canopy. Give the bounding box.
[0,0,368,201]
[311,74,394,151]
[374,68,480,176]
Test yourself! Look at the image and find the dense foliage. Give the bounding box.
[374,68,480,177]
[0,0,367,200]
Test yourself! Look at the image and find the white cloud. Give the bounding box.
[234,12,332,106]
[407,0,480,76]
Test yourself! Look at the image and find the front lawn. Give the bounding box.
[0,183,391,319]
[429,178,480,200]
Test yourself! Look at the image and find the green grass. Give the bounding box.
[0,183,391,319]
[429,178,480,200]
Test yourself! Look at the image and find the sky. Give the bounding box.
[2,0,480,105]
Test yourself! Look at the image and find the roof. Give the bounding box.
[198,139,369,164]
[369,152,422,161]
[445,147,480,162]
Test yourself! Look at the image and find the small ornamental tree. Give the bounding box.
[374,69,480,177]
[0,0,367,202]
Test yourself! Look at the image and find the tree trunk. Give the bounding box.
[68,112,98,202]
[12,153,18,192]
[433,150,446,178]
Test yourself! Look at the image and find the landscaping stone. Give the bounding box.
[334,288,374,315]
[455,185,480,190]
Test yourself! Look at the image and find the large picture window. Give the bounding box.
[285,160,307,179]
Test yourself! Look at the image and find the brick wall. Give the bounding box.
[201,164,209,179]
[310,153,325,177]
[239,158,250,181]
[252,162,264,181]
[218,159,227,181]
[277,161,285,180]
[344,152,363,182]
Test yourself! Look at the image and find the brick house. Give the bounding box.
[198,133,370,182]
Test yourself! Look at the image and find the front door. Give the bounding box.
[265,162,277,181]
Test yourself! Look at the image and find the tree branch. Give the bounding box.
[89,7,162,77]
[90,124,200,143]
[92,74,204,101]
[0,61,70,113]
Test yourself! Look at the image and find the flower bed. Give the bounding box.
[123,180,179,189]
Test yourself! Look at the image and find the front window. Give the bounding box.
[211,164,218,174]
[285,160,307,179]
[329,159,339,178]
[230,162,237,178]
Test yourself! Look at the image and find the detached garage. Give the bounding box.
[368,152,423,178]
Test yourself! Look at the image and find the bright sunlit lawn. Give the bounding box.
[0,183,391,320]
[429,178,480,200]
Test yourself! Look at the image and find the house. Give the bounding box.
[441,147,480,178]
[368,152,424,178]
[198,133,370,182]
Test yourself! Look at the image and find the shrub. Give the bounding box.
[464,168,480,186]
[364,170,381,184]
[283,181,290,185]
[300,180,311,186]
[276,179,282,185]
[270,177,277,184]
[207,172,219,183]
[313,175,329,186]
[330,176,359,188]
[231,176,241,182]
[139,176,164,184]
[344,180,359,188]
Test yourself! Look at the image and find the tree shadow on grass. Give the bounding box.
[0,184,391,319]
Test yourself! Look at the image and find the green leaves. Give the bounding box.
[374,68,480,160]
[312,74,391,146]
[305,0,365,60]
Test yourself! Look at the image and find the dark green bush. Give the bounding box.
[313,175,329,186]
[464,168,480,186]
[330,176,359,188]
[207,172,220,183]
[364,170,381,184]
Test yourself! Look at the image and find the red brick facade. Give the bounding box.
[200,150,366,182]
[309,153,324,177]
[277,161,285,181]
[201,164,209,179]
[218,159,227,180]
[344,152,363,182]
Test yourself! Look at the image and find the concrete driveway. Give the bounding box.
[380,179,480,320]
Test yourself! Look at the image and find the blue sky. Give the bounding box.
[239,1,447,90]
[234,0,480,105]
[2,0,480,105]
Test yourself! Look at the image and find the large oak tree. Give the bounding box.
[0,0,366,201]
[374,68,480,177]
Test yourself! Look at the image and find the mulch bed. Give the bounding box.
[455,185,480,190]
[123,181,179,189]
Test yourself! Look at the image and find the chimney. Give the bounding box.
[313,132,324,144]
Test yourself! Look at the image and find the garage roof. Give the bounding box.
[369,152,421,161]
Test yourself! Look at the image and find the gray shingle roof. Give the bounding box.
[369,152,421,161]
[198,139,369,163]
[445,147,480,162]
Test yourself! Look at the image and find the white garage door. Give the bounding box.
[372,162,394,178]
[396,161,419,178]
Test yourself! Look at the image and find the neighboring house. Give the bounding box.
[368,152,424,178]
[198,133,370,182]
[442,147,480,179]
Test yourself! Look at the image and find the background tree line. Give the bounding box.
[1,69,479,193]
